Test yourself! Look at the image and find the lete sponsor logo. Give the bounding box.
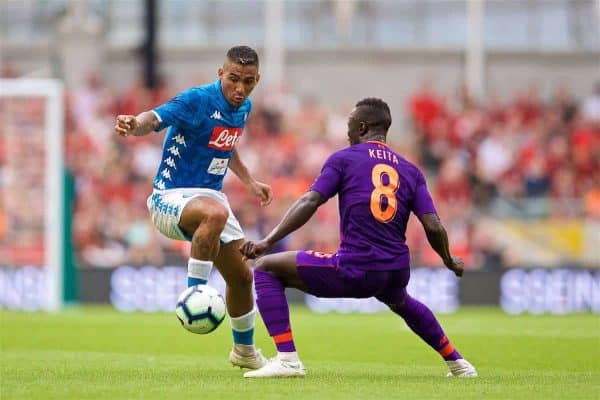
[208,127,243,150]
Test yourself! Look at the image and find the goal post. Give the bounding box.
[0,79,65,311]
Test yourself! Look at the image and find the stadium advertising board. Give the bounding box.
[82,266,600,314]
[500,268,600,314]
[0,266,48,310]
[81,266,462,313]
[2,266,598,314]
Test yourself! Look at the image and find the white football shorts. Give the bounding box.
[146,187,244,243]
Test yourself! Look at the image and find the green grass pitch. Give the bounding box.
[1,306,598,399]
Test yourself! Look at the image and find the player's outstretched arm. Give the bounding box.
[417,213,465,277]
[229,151,273,206]
[239,190,326,259]
[115,111,160,137]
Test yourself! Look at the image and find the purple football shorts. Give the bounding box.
[295,250,410,305]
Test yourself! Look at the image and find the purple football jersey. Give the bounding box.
[310,141,436,270]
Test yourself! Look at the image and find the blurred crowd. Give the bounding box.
[2,71,599,270]
[0,97,47,266]
[406,81,600,268]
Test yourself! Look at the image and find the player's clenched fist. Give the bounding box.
[248,181,273,207]
[115,115,138,136]
[444,256,465,277]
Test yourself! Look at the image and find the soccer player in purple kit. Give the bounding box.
[240,98,478,378]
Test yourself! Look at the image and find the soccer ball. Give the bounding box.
[175,285,226,334]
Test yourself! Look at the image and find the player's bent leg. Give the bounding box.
[253,269,298,355]
[246,269,306,378]
[179,197,229,286]
[215,239,254,316]
[250,252,306,376]
[215,239,266,370]
[380,293,477,377]
[179,197,228,261]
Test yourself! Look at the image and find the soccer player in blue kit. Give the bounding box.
[115,46,270,369]
[240,98,478,378]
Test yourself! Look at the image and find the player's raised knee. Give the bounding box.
[181,198,229,232]
[204,206,229,230]
[191,199,228,230]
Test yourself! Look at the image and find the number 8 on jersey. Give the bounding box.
[370,163,400,223]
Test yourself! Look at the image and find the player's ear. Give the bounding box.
[359,121,368,135]
[255,72,260,83]
[217,67,224,78]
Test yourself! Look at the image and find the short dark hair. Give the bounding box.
[355,97,392,132]
[226,46,259,67]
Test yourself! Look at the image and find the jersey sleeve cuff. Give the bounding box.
[414,208,437,217]
[151,110,164,131]
[309,186,333,201]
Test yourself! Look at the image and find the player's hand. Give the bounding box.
[248,180,273,207]
[444,256,465,277]
[239,239,271,260]
[115,115,138,137]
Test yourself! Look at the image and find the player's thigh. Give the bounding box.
[214,239,253,286]
[254,251,308,291]
[294,251,401,299]
[179,196,229,238]
[374,269,410,308]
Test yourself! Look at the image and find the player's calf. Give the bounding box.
[385,294,479,377]
[388,295,464,360]
[215,240,260,358]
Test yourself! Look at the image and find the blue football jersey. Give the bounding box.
[152,79,252,191]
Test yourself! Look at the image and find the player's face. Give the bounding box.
[347,108,365,146]
[218,61,260,107]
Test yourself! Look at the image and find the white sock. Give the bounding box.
[230,307,256,331]
[230,307,256,348]
[188,258,213,283]
[277,351,299,363]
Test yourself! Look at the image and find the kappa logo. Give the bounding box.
[210,110,222,120]
[208,126,243,151]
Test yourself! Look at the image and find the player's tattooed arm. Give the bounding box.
[240,190,326,259]
[417,213,465,277]
[229,151,273,206]
[115,111,159,137]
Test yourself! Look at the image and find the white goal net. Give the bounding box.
[0,79,65,311]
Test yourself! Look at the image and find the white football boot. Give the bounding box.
[229,347,267,370]
[445,359,478,377]
[243,357,306,378]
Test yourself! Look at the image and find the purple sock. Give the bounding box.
[393,295,462,361]
[254,269,296,352]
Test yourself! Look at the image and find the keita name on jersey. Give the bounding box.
[368,148,399,164]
